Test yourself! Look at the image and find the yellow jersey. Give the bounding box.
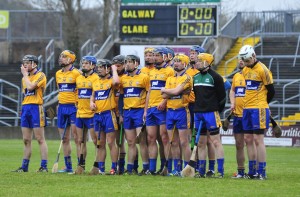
[92,76,116,112]
[141,66,155,76]
[231,72,246,117]
[56,66,81,104]
[120,70,150,109]
[165,73,192,109]
[186,67,199,103]
[242,61,273,109]
[22,70,46,105]
[148,65,175,107]
[76,72,99,118]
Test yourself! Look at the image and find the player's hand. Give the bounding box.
[143,111,147,123]
[111,64,117,72]
[119,115,123,124]
[90,102,96,111]
[160,87,166,94]
[230,103,235,112]
[157,99,167,111]
[20,64,28,76]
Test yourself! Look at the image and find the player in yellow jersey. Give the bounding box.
[229,59,246,178]
[144,47,175,175]
[55,50,81,173]
[141,47,167,174]
[111,54,127,174]
[12,55,48,172]
[141,47,155,76]
[161,54,192,176]
[90,59,120,175]
[165,47,175,68]
[74,56,99,174]
[118,55,150,175]
[239,45,275,180]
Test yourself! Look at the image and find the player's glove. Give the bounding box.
[46,107,55,120]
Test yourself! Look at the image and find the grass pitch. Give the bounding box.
[0,139,299,197]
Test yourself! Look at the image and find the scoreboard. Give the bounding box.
[120,4,218,38]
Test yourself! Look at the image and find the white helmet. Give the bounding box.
[238,45,255,61]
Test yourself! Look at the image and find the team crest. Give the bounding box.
[129,80,133,86]
[62,77,66,82]
[68,77,73,82]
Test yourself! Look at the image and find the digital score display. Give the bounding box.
[119,5,218,38]
[177,5,218,38]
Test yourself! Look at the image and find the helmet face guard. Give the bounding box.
[125,55,140,73]
[96,59,112,77]
[22,55,38,71]
[238,45,255,62]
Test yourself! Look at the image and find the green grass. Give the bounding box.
[0,140,300,197]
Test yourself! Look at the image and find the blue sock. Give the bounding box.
[143,163,149,171]
[195,159,199,172]
[149,159,157,172]
[238,168,245,176]
[41,160,47,168]
[111,162,117,171]
[217,158,224,175]
[127,163,134,173]
[98,162,105,172]
[249,160,257,175]
[184,161,189,168]
[22,159,30,171]
[173,159,179,171]
[160,158,166,170]
[209,160,215,172]
[258,162,266,177]
[77,157,80,165]
[168,159,173,172]
[198,160,206,176]
[119,158,125,173]
[64,156,72,170]
[179,160,183,171]
[134,159,139,171]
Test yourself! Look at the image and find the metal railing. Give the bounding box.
[45,39,55,76]
[94,34,113,58]
[282,79,300,117]
[0,79,21,126]
[80,39,93,58]
[293,34,300,67]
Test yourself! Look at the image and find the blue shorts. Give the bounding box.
[57,104,77,129]
[194,111,222,135]
[146,107,166,126]
[166,108,190,130]
[94,110,118,133]
[123,108,144,130]
[75,117,94,129]
[242,108,270,131]
[233,116,243,134]
[21,104,45,128]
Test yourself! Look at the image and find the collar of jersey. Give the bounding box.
[127,69,141,76]
[155,62,168,69]
[175,70,186,77]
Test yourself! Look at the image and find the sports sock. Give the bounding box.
[134,158,139,171]
[258,162,266,177]
[98,162,105,172]
[65,156,72,170]
[167,159,173,172]
[174,159,182,171]
[127,163,134,173]
[160,158,166,170]
[184,161,189,168]
[198,160,206,176]
[209,160,215,172]
[248,160,257,175]
[142,162,149,171]
[41,160,47,168]
[93,161,98,168]
[217,158,224,175]
[179,159,183,171]
[149,158,157,172]
[238,168,245,176]
[111,162,117,171]
[22,159,29,171]
[118,153,126,173]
